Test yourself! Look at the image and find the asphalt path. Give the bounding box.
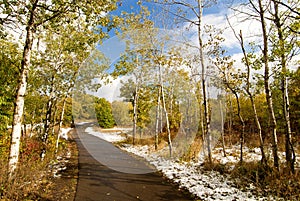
[72,124,194,201]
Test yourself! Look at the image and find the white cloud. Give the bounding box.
[179,3,264,52]
[93,76,130,102]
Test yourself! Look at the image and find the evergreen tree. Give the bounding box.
[95,98,115,129]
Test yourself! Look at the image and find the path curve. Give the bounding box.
[72,123,195,201]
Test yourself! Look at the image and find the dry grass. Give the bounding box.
[201,159,300,200]
[0,132,78,201]
[115,134,156,146]
[181,135,203,162]
[0,153,54,200]
[233,162,300,200]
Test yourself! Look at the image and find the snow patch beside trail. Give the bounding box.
[122,145,280,201]
[75,122,90,125]
[50,127,73,178]
[85,127,126,142]
[50,153,71,178]
[59,128,72,140]
[82,126,287,201]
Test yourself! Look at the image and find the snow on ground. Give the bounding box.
[75,122,90,125]
[50,127,73,178]
[50,152,72,178]
[212,145,300,171]
[85,127,126,142]
[7,123,44,131]
[85,126,294,200]
[50,128,72,178]
[59,127,73,140]
[121,145,279,201]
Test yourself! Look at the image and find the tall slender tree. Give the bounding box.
[226,16,268,165]
[1,0,118,175]
[112,4,155,145]
[153,0,217,163]
[240,31,267,165]
[248,0,280,170]
[271,0,298,173]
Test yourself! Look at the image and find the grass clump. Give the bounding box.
[0,130,77,201]
[228,162,300,200]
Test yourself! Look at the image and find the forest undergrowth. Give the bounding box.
[0,131,78,201]
[1,127,299,200]
[200,131,300,200]
[119,129,300,200]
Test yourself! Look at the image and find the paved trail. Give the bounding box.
[73,124,194,201]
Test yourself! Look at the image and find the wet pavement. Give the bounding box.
[73,123,194,201]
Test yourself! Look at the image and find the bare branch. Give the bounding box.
[226,15,241,43]
[151,0,200,20]
[165,8,199,26]
[172,1,200,18]
[273,0,300,16]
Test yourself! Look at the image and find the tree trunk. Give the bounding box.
[218,95,226,157]
[51,102,58,137]
[56,98,67,152]
[155,86,161,150]
[8,1,37,176]
[234,92,245,164]
[197,0,212,163]
[42,87,55,158]
[239,30,267,165]
[132,55,140,146]
[273,0,295,173]
[227,94,233,145]
[250,94,267,164]
[132,86,138,146]
[257,0,279,170]
[43,74,56,143]
[159,64,173,157]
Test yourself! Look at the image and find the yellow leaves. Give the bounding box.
[99,16,110,26]
[112,15,122,26]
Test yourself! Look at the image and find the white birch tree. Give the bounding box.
[1,0,118,176]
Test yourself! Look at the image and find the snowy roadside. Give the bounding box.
[85,127,127,142]
[121,145,279,201]
[50,128,73,178]
[84,126,285,201]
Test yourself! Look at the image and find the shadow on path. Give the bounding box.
[73,123,195,201]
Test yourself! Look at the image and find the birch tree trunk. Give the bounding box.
[239,30,267,165]
[55,97,67,152]
[233,92,245,164]
[159,64,173,158]
[155,86,161,150]
[132,85,138,146]
[197,81,205,154]
[256,0,279,170]
[132,55,141,146]
[41,75,56,158]
[227,94,233,145]
[218,95,226,157]
[8,1,37,176]
[51,103,58,137]
[197,0,212,163]
[272,0,295,173]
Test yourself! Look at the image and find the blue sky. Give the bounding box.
[89,0,299,102]
[109,0,228,28]
[102,0,255,53]
[109,0,248,21]
[94,0,262,101]
[98,0,248,65]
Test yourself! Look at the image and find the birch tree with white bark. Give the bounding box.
[0,0,118,176]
